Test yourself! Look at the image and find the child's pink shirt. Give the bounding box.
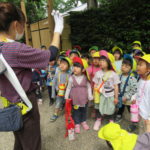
[87,65,101,88]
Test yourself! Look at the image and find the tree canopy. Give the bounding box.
[69,0,150,53]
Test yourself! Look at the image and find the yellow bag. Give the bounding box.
[58,84,66,97]
[0,96,29,115]
[94,88,100,104]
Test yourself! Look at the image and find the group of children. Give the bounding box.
[34,41,150,138]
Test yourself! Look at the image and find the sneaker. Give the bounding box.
[50,114,58,122]
[49,100,54,106]
[128,124,137,132]
[75,124,80,134]
[114,115,122,123]
[81,121,90,130]
[93,119,101,131]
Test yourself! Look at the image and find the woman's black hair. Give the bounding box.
[0,2,25,32]
[99,56,112,70]
[73,62,84,70]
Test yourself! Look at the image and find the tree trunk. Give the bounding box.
[87,0,98,9]
[47,0,54,43]
[20,0,32,46]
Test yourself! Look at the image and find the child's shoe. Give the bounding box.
[93,118,101,131]
[50,114,58,122]
[81,121,90,130]
[128,123,137,132]
[114,115,122,123]
[75,124,80,134]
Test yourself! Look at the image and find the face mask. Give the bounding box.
[15,31,24,40]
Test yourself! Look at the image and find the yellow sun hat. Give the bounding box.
[92,52,100,58]
[132,46,142,51]
[112,46,123,55]
[61,57,73,67]
[98,123,138,150]
[73,57,90,80]
[107,52,116,71]
[135,54,150,64]
[132,41,142,47]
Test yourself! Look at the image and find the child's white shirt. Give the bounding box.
[136,79,150,120]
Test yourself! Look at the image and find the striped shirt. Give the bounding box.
[0,41,58,103]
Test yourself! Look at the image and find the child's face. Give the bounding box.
[114,52,121,61]
[132,44,140,48]
[99,59,109,70]
[90,50,96,56]
[137,60,150,76]
[49,61,55,66]
[93,58,100,66]
[69,53,79,60]
[73,66,83,75]
[121,64,131,74]
[59,60,69,72]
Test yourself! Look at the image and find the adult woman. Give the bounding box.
[0,2,63,150]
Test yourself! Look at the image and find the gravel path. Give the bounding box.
[0,90,134,150]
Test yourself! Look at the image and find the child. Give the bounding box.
[41,45,47,50]
[98,122,150,150]
[65,57,93,133]
[132,54,150,134]
[87,52,101,88]
[98,122,138,150]
[87,52,101,118]
[46,60,57,106]
[32,69,43,104]
[50,57,72,122]
[132,41,142,49]
[115,55,137,131]
[89,46,99,57]
[93,51,120,131]
[69,49,81,61]
[112,46,123,74]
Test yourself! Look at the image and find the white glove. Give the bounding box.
[51,10,64,34]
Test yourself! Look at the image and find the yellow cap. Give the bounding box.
[132,41,141,47]
[92,52,100,58]
[82,58,90,80]
[107,52,116,71]
[98,123,138,150]
[136,54,150,64]
[132,46,142,51]
[112,46,123,55]
[61,57,73,67]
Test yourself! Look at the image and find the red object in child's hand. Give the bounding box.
[65,99,75,138]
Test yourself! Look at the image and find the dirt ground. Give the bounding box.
[0,90,134,150]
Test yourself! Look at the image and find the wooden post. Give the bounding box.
[20,0,32,46]
[47,0,54,43]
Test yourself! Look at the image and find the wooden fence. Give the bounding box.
[30,17,72,50]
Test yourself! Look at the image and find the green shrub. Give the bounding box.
[69,0,150,53]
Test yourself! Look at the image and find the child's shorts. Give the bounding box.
[55,96,65,109]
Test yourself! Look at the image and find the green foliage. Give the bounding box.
[69,0,150,53]
[0,0,47,23]
[26,0,47,23]
[53,0,87,13]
